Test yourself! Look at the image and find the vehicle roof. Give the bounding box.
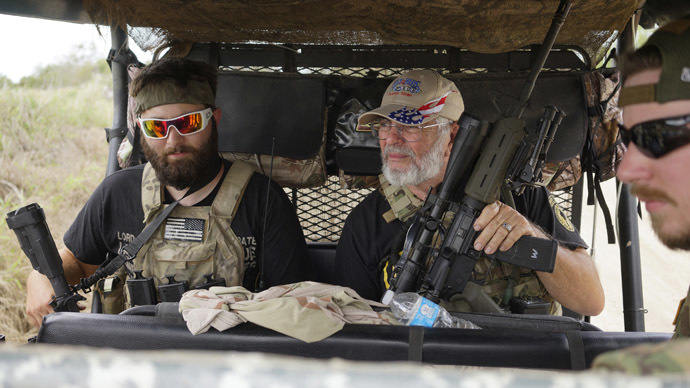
[2,0,647,65]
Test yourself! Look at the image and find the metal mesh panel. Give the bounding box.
[288,176,375,242]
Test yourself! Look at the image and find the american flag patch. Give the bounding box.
[164,217,205,242]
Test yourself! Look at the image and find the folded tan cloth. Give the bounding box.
[179,281,399,342]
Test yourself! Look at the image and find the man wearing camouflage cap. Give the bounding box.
[333,70,604,316]
[26,58,311,327]
[593,16,690,374]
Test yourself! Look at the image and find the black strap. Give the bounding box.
[78,198,182,291]
[565,330,587,370]
[594,178,616,244]
[407,326,425,362]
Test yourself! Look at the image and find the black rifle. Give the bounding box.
[6,203,85,312]
[382,0,572,308]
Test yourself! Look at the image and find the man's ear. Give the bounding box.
[213,107,222,123]
[445,122,460,157]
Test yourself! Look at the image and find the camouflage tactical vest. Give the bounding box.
[98,161,254,314]
[380,174,561,315]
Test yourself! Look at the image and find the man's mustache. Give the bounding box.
[630,184,677,206]
[164,145,196,157]
[383,145,415,159]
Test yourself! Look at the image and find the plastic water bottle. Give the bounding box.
[388,292,480,329]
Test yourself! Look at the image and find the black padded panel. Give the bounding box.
[453,71,587,163]
[216,72,325,159]
[307,242,337,284]
[335,148,382,176]
[38,312,671,370]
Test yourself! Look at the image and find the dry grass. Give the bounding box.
[0,67,111,343]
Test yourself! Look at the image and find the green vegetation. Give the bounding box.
[0,54,112,343]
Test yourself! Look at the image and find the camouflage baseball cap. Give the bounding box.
[357,70,464,127]
[619,16,690,107]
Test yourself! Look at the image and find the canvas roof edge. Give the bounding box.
[79,0,644,66]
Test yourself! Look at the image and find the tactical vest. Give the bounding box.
[379,174,561,315]
[97,161,254,314]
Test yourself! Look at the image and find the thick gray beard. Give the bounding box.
[381,134,447,187]
[650,214,690,251]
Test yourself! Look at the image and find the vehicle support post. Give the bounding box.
[617,182,645,331]
[616,18,645,332]
[105,24,129,177]
[94,24,129,314]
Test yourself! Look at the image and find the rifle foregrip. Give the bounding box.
[494,236,558,273]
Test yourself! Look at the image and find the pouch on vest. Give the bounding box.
[95,267,127,314]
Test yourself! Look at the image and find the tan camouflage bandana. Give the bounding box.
[134,78,215,114]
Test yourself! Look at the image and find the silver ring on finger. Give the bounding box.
[502,222,513,232]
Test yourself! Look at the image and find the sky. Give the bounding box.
[0,14,151,83]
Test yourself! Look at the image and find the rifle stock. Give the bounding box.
[6,203,84,313]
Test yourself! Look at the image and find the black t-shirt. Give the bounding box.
[64,161,312,291]
[333,185,587,301]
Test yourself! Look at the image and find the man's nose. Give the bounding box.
[616,143,653,184]
[384,125,406,145]
[165,125,184,145]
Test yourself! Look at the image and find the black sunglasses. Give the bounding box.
[620,114,690,159]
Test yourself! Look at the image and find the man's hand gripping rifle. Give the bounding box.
[382,0,571,309]
[6,204,85,312]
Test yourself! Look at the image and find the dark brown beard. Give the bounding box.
[141,125,220,190]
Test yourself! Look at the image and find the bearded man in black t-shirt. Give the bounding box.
[333,70,604,316]
[25,59,311,327]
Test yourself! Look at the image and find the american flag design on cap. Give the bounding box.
[388,91,451,125]
[164,217,205,242]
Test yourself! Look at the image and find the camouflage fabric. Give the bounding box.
[591,286,690,374]
[473,259,561,315]
[673,286,690,339]
[219,116,327,189]
[379,174,423,223]
[179,281,398,342]
[591,338,690,375]
[542,156,582,192]
[339,170,381,189]
[118,65,144,169]
[106,161,253,311]
[220,151,326,189]
[7,344,690,388]
[380,179,556,314]
[540,70,625,192]
[583,70,625,182]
